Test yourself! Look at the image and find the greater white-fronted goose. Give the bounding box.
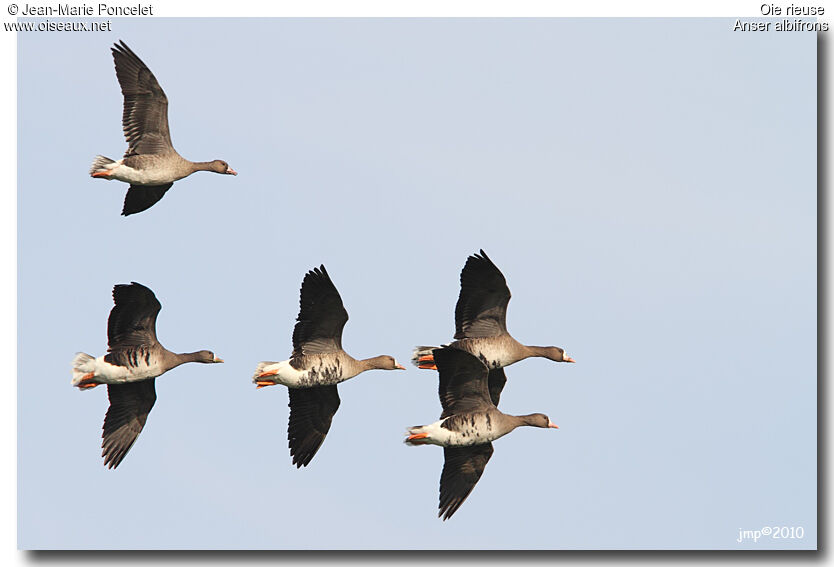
[405,347,558,520]
[90,40,237,216]
[71,282,223,468]
[412,249,575,406]
[253,265,405,467]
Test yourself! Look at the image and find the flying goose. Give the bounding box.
[71,282,223,468]
[253,265,405,467]
[90,40,237,216]
[413,249,575,406]
[405,347,558,520]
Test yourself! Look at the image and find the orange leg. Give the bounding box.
[417,354,437,370]
[256,380,276,389]
[91,170,112,178]
[407,432,430,441]
[77,372,99,389]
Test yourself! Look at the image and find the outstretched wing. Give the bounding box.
[287,385,341,468]
[105,282,161,364]
[101,380,157,469]
[111,40,174,156]
[291,265,349,357]
[435,347,494,419]
[439,443,494,520]
[121,183,173,216]
[454,250,511,340]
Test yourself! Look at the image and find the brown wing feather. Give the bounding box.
[101,380,157,469]
[439,443,494,520]
[286,385,341,468]
[435,348,494,419]
[291,265,349,358]
[111,41,174,156]
[106,282,161,359]
[454,250,511,340]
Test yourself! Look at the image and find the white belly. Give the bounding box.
[73,354,157,385]
[254,356,349,388]
[109,161,178,186]
[409,415,503,447]
[254,359,309,388]
[463,341,518,369]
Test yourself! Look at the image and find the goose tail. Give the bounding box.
[89,155,116,177]
[252,361,283,388]
[71,352,96,386]
[404,425,432,446]
[411,346,440,370]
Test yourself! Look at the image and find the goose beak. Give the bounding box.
[548,422,559,429]
[213,356,224,363]
[395,363,406,370]
[227,168,238,176]
[564,356,576,363]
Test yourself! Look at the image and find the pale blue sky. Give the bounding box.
[17,18,816,549]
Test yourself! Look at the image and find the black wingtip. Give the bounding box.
[463,249,495,273]
[112,282,130,301]
[111,281,156,308]
[112,281,148,291]
[112,39,132,54]
[290,449,315,468]
[438,501,462,521]
[111,40,127,58]
[104,455,124,469]
[102,442,127,470]
[121,198,142,217]
[303,264,333,286]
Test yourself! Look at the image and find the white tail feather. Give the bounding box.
[404,425,430,446]
[71,352,96,385]
[411,346,439,367]
[252,361,278,383]
[89,155,115,176]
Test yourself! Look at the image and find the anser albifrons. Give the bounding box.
[71,282,223,468]
[405,347,558,520]
[253,265,405,467]
[412,249,575,406]
[90,41,237,216]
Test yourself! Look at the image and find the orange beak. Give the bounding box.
[227,168,238,176]
[548,422,559,429]
[395,364,406,370]
[564,357,576,363]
